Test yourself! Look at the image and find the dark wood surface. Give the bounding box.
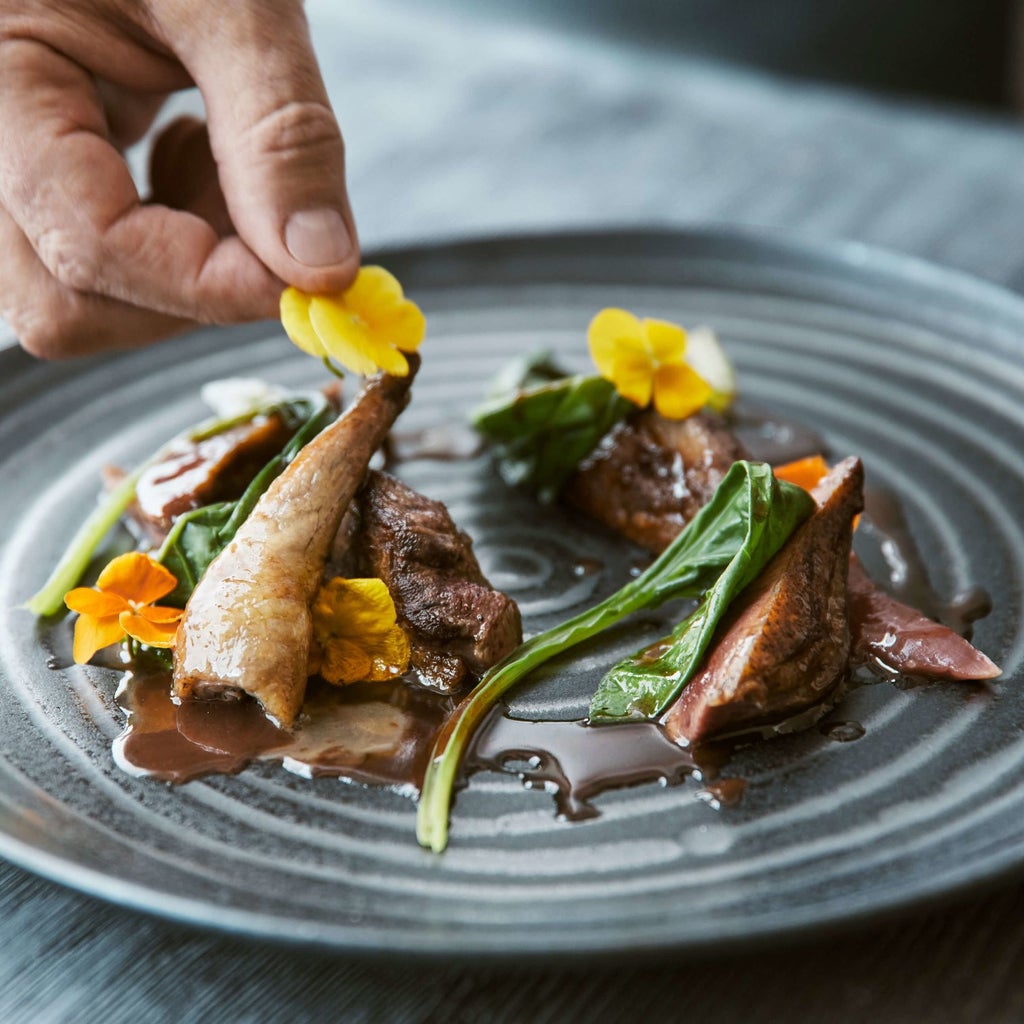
[6,2,1024,1020]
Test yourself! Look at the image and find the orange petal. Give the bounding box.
[643,318,688,364]
[97,552,177,605]
[587,308,645,380]
[651,362,713,419]
[142,604,185,624]
[774,455,830,492]
[120,612,179,649]
[72,614,126,664]
[320,637,374,685]
[65,588,127,617]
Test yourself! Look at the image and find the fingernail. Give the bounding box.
[285,208,351,267]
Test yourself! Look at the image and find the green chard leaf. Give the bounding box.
[589,463,814,722]
[416,460,814,852]
[472,366,634,504]
[157,394,335,606]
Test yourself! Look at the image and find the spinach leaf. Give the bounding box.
[416,461,813,852]
[589,462,814,721]
[472,372,634,503]
[156,394,334,606]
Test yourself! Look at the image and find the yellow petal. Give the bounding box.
[120,612,179,649]
[308,296,380,376]
[73,613,126,664]
[587,308,646,380]
[320,637,373,685]
[611,351,654,408]
[64,588,126,617]
[280,287,326,358]
[651,362,713,419]
[347,329,410,377]
[342,265,405,316]
[643,318,688,364]
[96,552,177,605]
[371,301,426,353]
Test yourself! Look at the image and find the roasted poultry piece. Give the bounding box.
[173,362,417,727]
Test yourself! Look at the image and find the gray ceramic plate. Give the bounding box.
[0,230,1022,958]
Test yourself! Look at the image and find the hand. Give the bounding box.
[0,0,359,358]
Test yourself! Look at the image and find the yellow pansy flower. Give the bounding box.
[587,308,714,419]
[64,552,183,664]
[310,577,411,685]
[280,266,425,377]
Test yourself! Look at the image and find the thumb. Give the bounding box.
[159,1,359,294]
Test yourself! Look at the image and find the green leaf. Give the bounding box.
[473,372,635,503]
[156,394,335,606]
[589,463,814,721]
[415,461,814,852]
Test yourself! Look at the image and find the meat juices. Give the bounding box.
[664,457,864,745]
[173,363,417,728]
[343,471,522,690]
[562,409,746,553]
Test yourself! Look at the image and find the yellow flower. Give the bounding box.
[280,266,425,377]
[587,308,713,419]
[64,552,183,664]
[310,577,411,685]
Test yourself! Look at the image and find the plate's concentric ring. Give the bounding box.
[0,229,1022,957]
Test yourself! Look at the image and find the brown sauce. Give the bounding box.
[467,709,697,820]
[114,671,455,791]
[729,403,827,465]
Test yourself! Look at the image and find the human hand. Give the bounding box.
[0,0,358,358]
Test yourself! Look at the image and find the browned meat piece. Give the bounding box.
[173,364,416,727]
[848,556,1001,681]
[131,415,293,542]
[344,470,522,690]
[562,409,746,553]
[664,457,864,745]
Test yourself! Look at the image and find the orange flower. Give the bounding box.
[64,552,183,664]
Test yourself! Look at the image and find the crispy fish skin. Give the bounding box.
[172,362,417,727]
[664,456,864,745]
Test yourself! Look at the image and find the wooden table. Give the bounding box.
[5,2,1024,1020]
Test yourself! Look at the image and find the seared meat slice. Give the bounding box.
[664,457,864,745]
[562,409,746,553]
[131,414,293,542]
[173,365,416,727]
[346,470,522,690]
[848,557,1000,681]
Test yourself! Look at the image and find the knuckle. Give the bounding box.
[247,100,343,163]
[35,226,104,293]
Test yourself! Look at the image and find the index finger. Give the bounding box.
[0,39,280,323]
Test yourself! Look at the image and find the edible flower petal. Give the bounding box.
[64,552,183,664]
[310,577,411,685]
[281,266,425,378]
[587,308,714,419]
[774,455,830,492]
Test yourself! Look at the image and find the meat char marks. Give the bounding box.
[343,471,522,690]
[563,409,746,553]
[664,457,864,745]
